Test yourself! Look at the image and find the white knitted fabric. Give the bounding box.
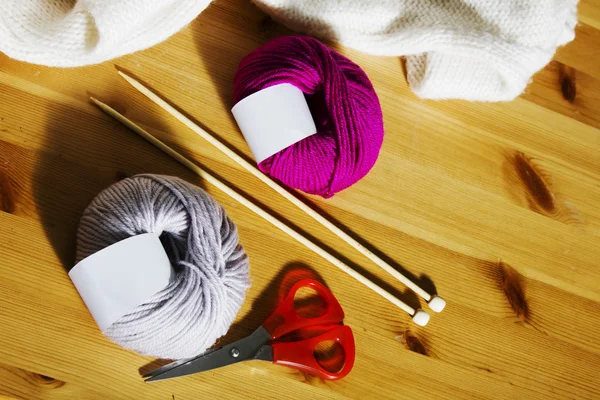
[0,0,211,67]
[253,0,579,101]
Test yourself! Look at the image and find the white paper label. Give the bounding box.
[232,84,317,163]
[69,233,175,331]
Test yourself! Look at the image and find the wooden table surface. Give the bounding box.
[1,1,600,399]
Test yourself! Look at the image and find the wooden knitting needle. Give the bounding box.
[116,70,446,313]
[90,97,430,326]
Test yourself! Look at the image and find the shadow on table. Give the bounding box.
[193,0,290,116]
[32,88,195,272]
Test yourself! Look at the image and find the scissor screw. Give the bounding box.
[230,348,240,358]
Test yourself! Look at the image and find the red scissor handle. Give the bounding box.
[262,279,345,339]
[271,325,355,380]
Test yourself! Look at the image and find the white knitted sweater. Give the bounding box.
[254,0,579,101]
[0,0,211,67]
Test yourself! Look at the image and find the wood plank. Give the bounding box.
[523,61,600,130]
[2,136,600,358]
[579,0,600,29]
[1,0,599,398]
[555,23,600,80]
[0,362,107,400]
[2,74,600,302]
[2,211,600,399]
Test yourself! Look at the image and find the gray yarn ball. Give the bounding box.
[76,174,250,359]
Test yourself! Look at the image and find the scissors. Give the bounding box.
[143,279,355,382]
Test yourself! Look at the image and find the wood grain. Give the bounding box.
[1,0,599,399]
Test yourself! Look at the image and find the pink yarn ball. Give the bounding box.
[233,36,384,198]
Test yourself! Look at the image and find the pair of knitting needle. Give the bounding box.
[91,70,446,326]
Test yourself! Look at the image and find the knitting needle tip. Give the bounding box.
[90,96,113,113]
[89,96,104,109]
[427,295,446,313]
[412,310,430,327]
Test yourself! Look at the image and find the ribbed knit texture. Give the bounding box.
[253,0,579,101]
[234,36,384,197]
[0,0,211,67]
[76,175,250,359]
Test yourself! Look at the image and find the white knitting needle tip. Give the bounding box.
[427,295,446,312]
[412,310,430,327]
[90,96,427,325]
[115,69,446,313]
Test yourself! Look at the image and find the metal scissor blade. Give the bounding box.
[144,326,271,382]
[142,348,219,379]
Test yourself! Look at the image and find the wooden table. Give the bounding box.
[1,1,599,399]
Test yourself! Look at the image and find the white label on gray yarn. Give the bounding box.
[232,83,317,163]
[69,233,174,332]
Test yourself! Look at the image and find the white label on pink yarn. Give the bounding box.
[232,83,317,163]
[69,233,174,332]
